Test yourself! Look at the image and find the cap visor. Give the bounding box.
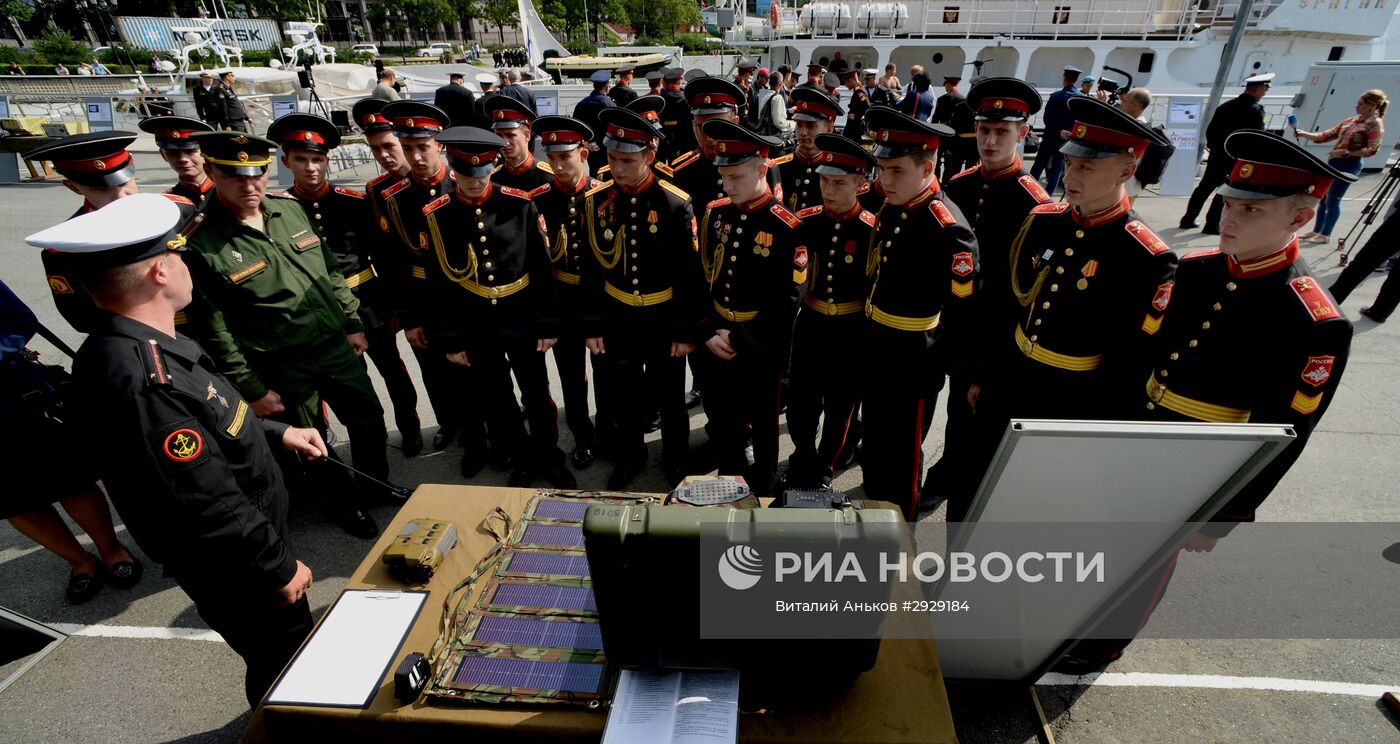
[602,136,649,153]
[490,121,527,129]
[64,162,138,188]
[540,142,583,153]
[713,153,759,167]
[1058,140,1125,159]
[872,144,923,159]
[215,163,269,177]
[448,160,495,178]
[815,164,862,177]
[690,105,733,116]
[156,141,202,151]
[974,112,1028,122]
[1215,183,1291,200]
[790,112,829,122]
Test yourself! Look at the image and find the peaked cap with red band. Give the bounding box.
[1218,129,1358,200]
[813,132,876,176]
[25,131,139,188]
[138,116,213,151]
[865,105,953,159]
[790,87,845,122]
[352,98,394,134]
[534,115,594,152]
[437,126,505,177]
[266,112,341,153]
[382,100,448,138]
[966,77,1042,122]
[702,118,784,166]
[1060,95,1169,159]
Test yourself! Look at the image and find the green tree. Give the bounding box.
[33,24,94,65]
[368,0,454,43]
[1,0,33,48]
[614,0,698,40]
[477,0,515,44]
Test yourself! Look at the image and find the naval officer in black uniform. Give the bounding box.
[1179,73,1272,235]
[36,194,322,708]
[267,112,426,456]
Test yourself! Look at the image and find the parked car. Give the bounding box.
[415,42,454,58]
[350,43,379,56]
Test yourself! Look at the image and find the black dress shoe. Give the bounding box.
[508,468,535,488]
[1360,306,1389,322]
[401,431,424,457]
[1178,221,1199,230]
[608,459,646,491]
[685,390,703,409]
[433,425,459,450]
[643,411,662,434]
[105,558,144,589]
[571,446,596,470]
[460,449,486,478]
[541,462,578,490]
[337,507,380,539]
[66,564,103,604]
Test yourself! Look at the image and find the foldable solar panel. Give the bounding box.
[519,523,585,548]
[452,655,607,694]
[532,499,593,521]
[503,551,590,578]
[472,614,603,649]
[484,581,597,614]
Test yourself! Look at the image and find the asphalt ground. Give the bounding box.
[1,147,1397,743]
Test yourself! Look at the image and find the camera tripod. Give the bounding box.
[1336,147,1400,267]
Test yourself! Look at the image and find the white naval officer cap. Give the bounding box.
[25,193,188,269]
[1243,72,1275,85]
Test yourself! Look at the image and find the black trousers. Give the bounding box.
[465,331,564,469]
[1329,208,1400,319]
[177,576,313,708]
[1181,156,1232,230]
[596,323,689,468]
[862,372,941,521]
[696,346,785,493]
[923,372,977,504]
[551,295,596,450]
[785,314,862,486]
[362,321,421,440]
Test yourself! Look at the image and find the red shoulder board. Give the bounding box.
[771,203,801,229]
[1183,248,1221,261]
[334,185,366,199]
[856,181,871,195]
[930,200,955,228]
[422,193,451,215]
[672,151,699,170]
[526,184,551,199]
[382,178,411,199]
[1031,202,1070,215]
[859,209,876,227]
[500,186,530,200]
[795,205,824,220]
[949,165,979,181]
[1289,276,1342,323]
[1125,220,1169,256]
[707,197,731,209]
[162,193,194,206]
[655,162,675,178]
[366,171,394,188]
[1017,174,1050,203]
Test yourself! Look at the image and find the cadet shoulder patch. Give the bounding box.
[951,251,974,277]
[796,205,824,220]
[1031,202,1070,215]
[162,194,194,206]
[769,153,794,166]
[423,193,452,215]
[500,186,530,200]
[1125,220,1169,256]
[707,196,731,209]
[585,179,614,198]
[526,184,551,199]
[1300,355,1335,388]
[1288,276,1341,322]
[859,209,876,227]
[771,203,801,229]
[658,179,690,202]
[1183,248,1221,261]
[949,165,979,181]
[930,200,955,227]
[381,178,411,199]
[1152,281,1173,312]
[334,185,366,199]
[1017,175,1051,203]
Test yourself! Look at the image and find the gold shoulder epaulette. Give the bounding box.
[659,179,690,201]
[585,179,615,198]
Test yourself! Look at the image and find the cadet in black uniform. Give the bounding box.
[860,107,979,520]
[734,58,758,113]
[645,69,664,96]
[424,127,576,489]
[841,69,870,142]
[772,87,844,214]
[1179,73,1272,234]
[925,78,1048,508]
[356,99,464,452]
[965,97,1177,519]
[575,71,617,176]
[531,115,603,471]
[268,113,425,456]
[609,65,638,107]
[483,95,553,194]
[23,132,143,334]
[671,77,783,209]
[694,119,806,494]
[933,76,978,177]
[139,115,216,206]
[38,194,321,708]
[658,68,693,163]
[581,108,703,489]
[783,134,876,490]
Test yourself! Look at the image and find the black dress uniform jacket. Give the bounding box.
[372,165,456,329]
[844,87,870,141]
[166,178,215,208]
[493,154,554,195]
[671,150,784,214]
[698,190,806,356]
[1144,242,1351,536]
[609,83,638,107]
[658,87,694,162]
[537,174,603,297]
[773,150,826,214]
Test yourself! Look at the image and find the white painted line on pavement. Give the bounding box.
[1039,672,1397,698]
[50,622,226,643]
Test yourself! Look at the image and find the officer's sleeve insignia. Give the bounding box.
[707,197,731,209]
[950,165,978,181]
[1300,355,1335,387]
[47,275,75,295]
[929,200,955,227]
[951,251,974,277]
[1151,281,1173,313]
[334,186,366,199]
[1030,202,1070,215]
[793,246,809,284]
[1017,174,1050,203]
[1184,248,1221,261]
[423,194,452,215]
[795,205,823,220]
[1288,276,1341,322]
[1126,220,1169,255]
[500,186,530,200]
[859,209,876,227]
[770,203,801,229]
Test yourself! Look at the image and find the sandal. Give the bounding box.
[1307,234,1331,244]
[1298,231,1319,240]
[105,558,144,589]
[66,569,104,604]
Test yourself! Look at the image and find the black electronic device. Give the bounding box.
[394,652,431,703]
[778,489,857,509]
